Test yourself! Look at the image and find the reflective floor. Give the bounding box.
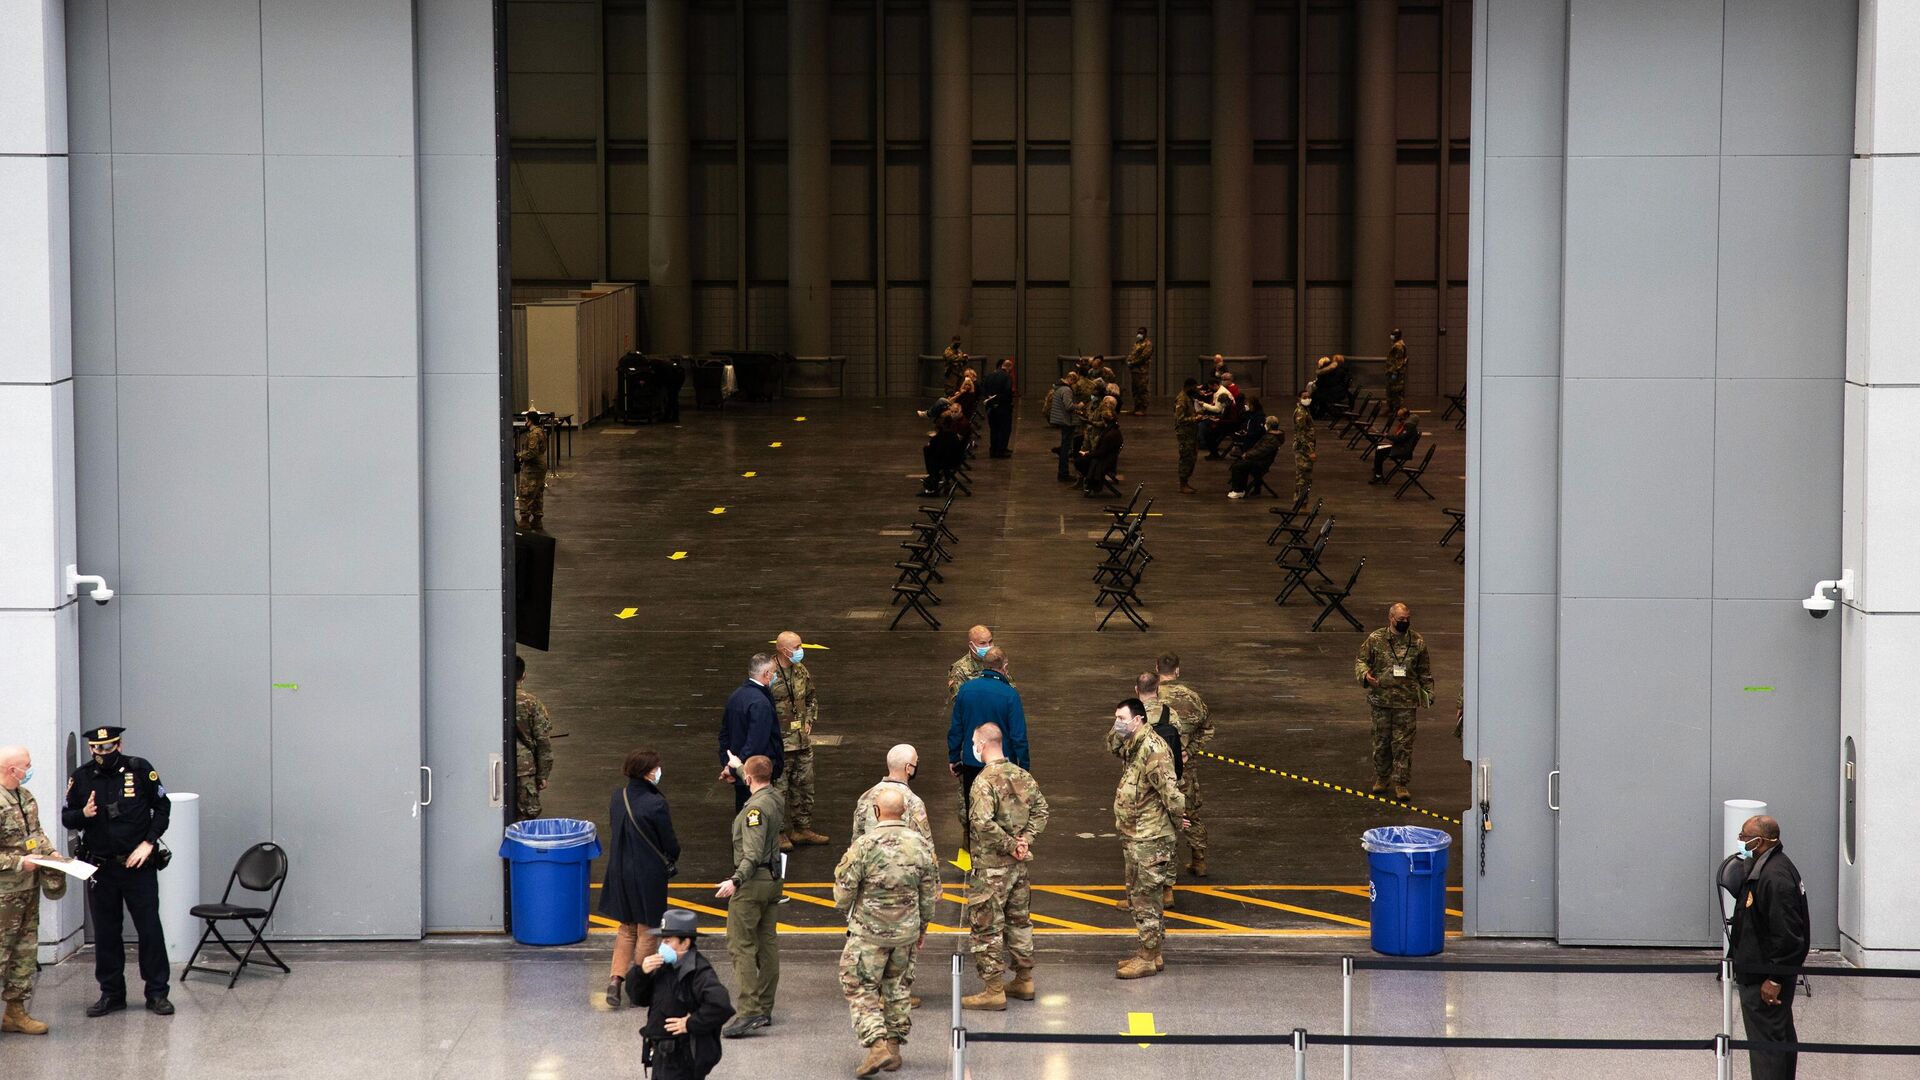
[7,938,1915,1079]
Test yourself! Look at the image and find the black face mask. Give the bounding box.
[1393,620,1411,634]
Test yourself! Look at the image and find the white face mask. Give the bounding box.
[1112,716,1132,737]
[650,767,663,785]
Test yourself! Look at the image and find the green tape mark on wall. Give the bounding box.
[1743,686,1774,693]
[272,683,299,690]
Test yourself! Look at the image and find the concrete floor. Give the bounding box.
[6,938,1915,1079]
[522,392,1469,933]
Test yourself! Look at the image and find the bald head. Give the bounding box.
[968,625,993,648]
[1743,815,1781,841]
[972,722,1005,764]
[0,746,28,791]
[776,630,801,650]
[873,787,907,821]
[885,743,919,781]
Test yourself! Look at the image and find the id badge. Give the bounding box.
[1391,664,1407,679]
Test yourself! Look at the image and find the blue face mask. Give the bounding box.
[789,647,804,664]
[974,644,990,658]
[18,768,31,785]
[657,943,679,966]
[1734,837,1759,861]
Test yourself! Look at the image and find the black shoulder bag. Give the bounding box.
[622,789,678,879]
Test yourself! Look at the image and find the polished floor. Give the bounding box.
[7,938,1915,1078]
[523,390,1469,931]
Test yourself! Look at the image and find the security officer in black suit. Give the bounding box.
[1728,814,1810,1080]
[62,726,173,1017]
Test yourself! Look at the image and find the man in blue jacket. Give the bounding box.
[947,647,1028,842]
[719,653,784,811]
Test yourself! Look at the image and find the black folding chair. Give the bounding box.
[1335,394,1376,439]
[1441,384,1466,420]
[184,842,291,989]
[1274,519,1336,606]
[1391,444,1437,501]
[1341,401,1383,447]
[1272,504,1326,565]
[1267,497,1321,548]
[889,580,941,629]
[917,494,959,547]
[1439,507,1464,546]
[1309,558,1366,632]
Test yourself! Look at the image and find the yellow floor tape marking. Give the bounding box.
[794,416,807,422]
[1044,885,1251,932]
[742,471,757,478]
[666,896,730,918]
[780,889,841,909]
[1183,885,1370,929]
[769,441,783,448]
[615,607,638,620]
[709,507,727,515]
[951,849,971,872]
[1198,749,1463,825]
[937,889,1105,933]
[667,551,689,560]
[1126,1011,1165,1047]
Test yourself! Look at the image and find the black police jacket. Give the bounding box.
[1728,846,1810,986]
[626,948,735,1073]
[62,754,172,859]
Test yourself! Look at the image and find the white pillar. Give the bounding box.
[1838,0,1920,969]
[154,793,201,963]
[0,0,85,962]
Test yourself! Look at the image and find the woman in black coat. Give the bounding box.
[627,909,735,1079]
[601,748,680,1006]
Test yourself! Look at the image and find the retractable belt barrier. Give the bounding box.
[948,953,1920,1080]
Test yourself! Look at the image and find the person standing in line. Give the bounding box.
[1354,603,1434,800]
[1105,701,1185,980]
[64,726,172,1016]
[1174,378,1201,495]
[945,625,997,706]
[833,787,939,1076]
[1384,328,1408,415]
[982,359,1015,459]
[718,654,784,812]
[948,648,1028,843]
[515,409,549,530]
[1046,375,1078,482]
[625,909,735,1080]
[716,755,783,1038]
[0,746,64,1035]
[513,655,554,821]
[601,748,679,1009]
[960,722,1049,1011]
[1293,386,1317,503]
[1155,654,1215,879]
[770,632,828,850]
[1729,815,1810,1080]
[1125,327,1153,416]
[852,745,933,844]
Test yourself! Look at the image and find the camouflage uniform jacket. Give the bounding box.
[1125,339,1154,370]
[515,423,547,474]
[1385,340,1408,378]
[1157,680,1214,754]
[0,787,52,895]
[833,821,939,946]
[967,759,1050,869]
[772,659,818,752]
[1110,725,1185,840]
[514,689,554,786]
[1174,391,1198,431]
[947,649,1012,703]
[1294,401,1315,457]
[1354,627,1434,709]
[943,345,966,370]
[852,779,933,844]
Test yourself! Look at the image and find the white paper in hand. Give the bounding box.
[29,856,98,882]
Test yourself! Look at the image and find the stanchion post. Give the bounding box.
[1293,1027,1309,1080]
[1714,1032,1729,1080]
[1720,958,1733,1038]
[951,953,964,1080]
[1342,955,1354,1080]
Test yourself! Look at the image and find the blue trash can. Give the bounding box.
[1362,825,1452,956]
[500,818,602,945]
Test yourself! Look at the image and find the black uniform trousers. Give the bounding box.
[987,407,1013,456]
[91,860,169,1000]
[1738,980,1798,1080]
[732,781,751,812]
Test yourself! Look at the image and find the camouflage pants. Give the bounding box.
[966,864,1033,982]
[1130,366,1150,407]
[1385,373,1406,417]
[1179,768,1207,862]
[514,469,546,527]
[1370,706,1417,785]
[1176,426,1197,483]
[774,747,815,831]
[1294,455,1313,504]
[0,889,36,1003]
[514,770,541,820]
[838,936,915,1046]
[1122,836,1175,951]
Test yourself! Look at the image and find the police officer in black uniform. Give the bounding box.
[1728,814,1810,1080]
[62,726,173,1016]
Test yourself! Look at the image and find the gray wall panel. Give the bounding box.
[1561,156,1718,380]
[1557,597,1711,944]
[1720,0,1858,157]
[1712,379,1844,600]
[116,376,270,595]
[1469,592,1557,935]
[1477,376,1558,596]
[105,0,263,154]
[261,0,416,156]
[1715,155,1849,381]
[416,0,499,156]
[1565,0,1722,157]
[424,589,505,930]
[64,0,110,154]
[1710,599,1841,949]
[421,155,501,375]
[268,377,422,597]
[71,376,118,582]
[118,593,273,903]
[423,374,501,593]
[266,155,420,377]
[270,594,422,937]
[68,152,114,376]
[111,154,267,376]
[1560,378,1714,599]
[1479,156,1561,378]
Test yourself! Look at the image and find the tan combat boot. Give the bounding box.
[960,977,1007,1011]
[856,1042,892,1077]
[1115,947,1162,980]
[1005,967,1035,1001]
[1185,854,1208,878]
[881,1038,903,1071]
[2,1001,48,1035]
[1370,779,1388,795]
[778,832,794,852]
[791,827,831,846]
[1394,785,1412,802]
[1163,884,1175,908]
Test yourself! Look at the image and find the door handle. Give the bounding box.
[488,754,506,809]
[1546,769,1560,812]
[420,765,434,807]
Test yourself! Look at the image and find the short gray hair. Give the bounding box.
[747,652,776,679]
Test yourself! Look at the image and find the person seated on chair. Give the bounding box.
[1370,408,1420,483]
[1076,412,1125,498]
[922,405,969,495]
[1225,396,1268,459]
[1227,417,1287,499]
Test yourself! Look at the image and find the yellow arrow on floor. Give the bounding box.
[668,551,689,561]
[709,507,727,515]
[1125,1011,1165,1047]
[794,416,807,422]
[769,441,783,448]
[951,848,972,872]
[742,471,758,478]
[615,607,638,620]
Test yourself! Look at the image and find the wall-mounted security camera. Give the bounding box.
[65,564,114,606]
[1803,569,1853,621]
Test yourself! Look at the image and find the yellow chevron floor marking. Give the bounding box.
[1198,749,1463,825]
[1043,885,1248,932]
[1126,1011,1164,1047]
[1184,885,1370,929]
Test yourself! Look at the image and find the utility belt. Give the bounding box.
[641,1035,682,1069]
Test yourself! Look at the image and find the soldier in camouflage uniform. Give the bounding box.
[1106,700,1185,979]
[1354,602,1435,801]
[514,410,549,531]
[1384,329,1408,415]
[960,722,1049,1010]
[1155,654,1215,877]
[1174,378,1200,495]
[513,656,553,821]
[834,787,939,1077]
[0,747,61,1034]
[771,631,829,849]
[1293,388,1317,504]
[946,625,996,705]
[942,336,968,395]
[1125,327,1154,415]
[853,745,933,844]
